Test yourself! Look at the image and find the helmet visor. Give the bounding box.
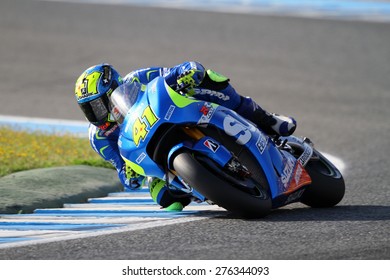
[79,95,109,125]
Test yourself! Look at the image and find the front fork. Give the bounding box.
[167,126,247,202]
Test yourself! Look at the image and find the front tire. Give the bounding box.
[172,152,272,218]
[300,151,345,207]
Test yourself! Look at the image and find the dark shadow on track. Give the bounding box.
[216,205,390,221]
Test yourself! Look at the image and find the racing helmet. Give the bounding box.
[74,63,123,128]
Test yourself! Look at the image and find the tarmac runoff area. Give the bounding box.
[0,116,123,214]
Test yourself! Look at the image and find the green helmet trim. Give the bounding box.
[207,69,229,83]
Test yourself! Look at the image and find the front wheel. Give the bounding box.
[172,152,272,218]
[300,150,345,207]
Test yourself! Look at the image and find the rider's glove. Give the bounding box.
[129,176,145,189]
[176,64,205,95]
[118,165,145,190]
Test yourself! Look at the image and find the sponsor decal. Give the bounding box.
[223,115,251,145]
[132,105,159,147]
[99,121,111,130]
[198,102,215,124]
[75,71,102,101]
[164,105,176,121]
[256,133,269,154]
[102,65,112,85]
[103,123,119,137]
[280,160,312,195]
[200,104,210,115]
[193,88,230,101]
[110,106,122,122]
[281,156,296,187]
[204,139,220,153]
[294,164,303,185]
[136,152,147,164]
[298,143,313,166]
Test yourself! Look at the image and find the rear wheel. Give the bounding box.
[172,152,272,218]
[300,150,345,207]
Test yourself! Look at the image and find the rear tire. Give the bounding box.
[300,151,345,207]
[172,152,272,218]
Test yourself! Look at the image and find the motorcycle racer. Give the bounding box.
[74,61,296,210]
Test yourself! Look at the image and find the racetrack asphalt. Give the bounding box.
[0,0,389,259]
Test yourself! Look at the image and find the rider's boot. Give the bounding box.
[236,96,297,136]
[146,177,192,211]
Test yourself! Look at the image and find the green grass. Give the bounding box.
[0,127,113,177]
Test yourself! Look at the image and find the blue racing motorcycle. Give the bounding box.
[109,77,345,218]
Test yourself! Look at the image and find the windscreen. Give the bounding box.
[109,82,141,124]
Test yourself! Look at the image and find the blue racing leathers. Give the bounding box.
[122,61,242,110]
[88,122,137,190]
[88,61,267,207]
